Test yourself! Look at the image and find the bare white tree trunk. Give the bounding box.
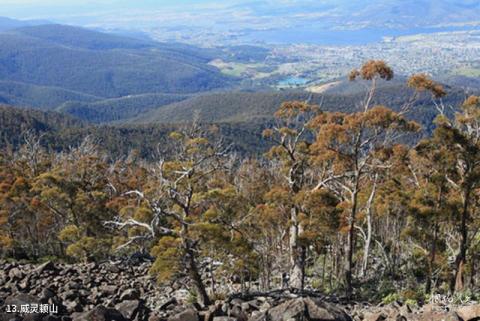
[290,207,305,289]
[361,175,377,277]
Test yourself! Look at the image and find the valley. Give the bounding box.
[0,21,479,127]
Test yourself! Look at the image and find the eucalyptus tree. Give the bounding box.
[106,122,231,307]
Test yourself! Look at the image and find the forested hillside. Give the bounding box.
[132,82,467,133]
[0,105,85,148]
[0,104,269,157]
[0,24,236,111]
[0,80,100,110]
[56,93,192,123]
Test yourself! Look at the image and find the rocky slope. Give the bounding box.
[0,261,479,321]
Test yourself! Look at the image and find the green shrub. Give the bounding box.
[452,290,475,304]
[187,288,198,305]
[382,292,401,305]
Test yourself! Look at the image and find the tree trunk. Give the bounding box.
[182,219,210,307]
[322,251,327,288]
[186,245,211,307]
[361,177,377,277]
[330,248,334,289]
[361,216,372,278]
[427,187,443,294]
[452,188,470,293]
[346,187,359,298]
[426,222,438,294]
[471,253,477,287]
[290,206,306,290]
[210,259,216,296]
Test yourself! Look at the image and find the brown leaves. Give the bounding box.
[464,95,480,107]
[309,105,419,174]
[454,95,480,137]
[349,69,360,81]
[274,101,318,119]
[461,95,480,116]
[407,74,446,98]
[264,186,291,205]
[262,128,274,138]
[363,106,421,132]
[349,60,394,81]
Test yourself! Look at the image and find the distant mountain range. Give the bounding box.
[266,0,480,29]
[0,16,51,31]
[222,0,480,45]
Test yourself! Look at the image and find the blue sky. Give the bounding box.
[1,0,246,19]
[0,0,234,19]
[1,0,326,28]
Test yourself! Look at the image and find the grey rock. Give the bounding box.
[7,268,24,281]
[159,298,178,311]
[71,305,126,321]
[119,289,140,301]
[202,303,223,321]
[60,290,77,302]
[41,288,56,301]
[36,262,56,275]
[65,282,81,291]
[5,293,40,306]
[64,300,83,313]
[42,316,62,321]
[412,311,461,321]
[456,305,480,321]
[99,285,118,296]
[266,297,352,321]
[247,311,266,321]
[107,265,120,274]
[168,308,199,321]
[115,300,146,321]
[229,305,248,321]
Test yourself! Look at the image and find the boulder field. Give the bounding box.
[0,261,479,321]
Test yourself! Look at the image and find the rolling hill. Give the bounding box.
[0,104,85,149]
[0,104,270,157]
[0,24,237,114]
[56,93,191,123]
[131,81,469,134]
[0,80,100,110]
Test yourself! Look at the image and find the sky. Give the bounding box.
[0,0,243,20]
[0,0,325,31]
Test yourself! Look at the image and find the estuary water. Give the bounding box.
[242,25,480,46]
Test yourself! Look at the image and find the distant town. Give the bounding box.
[150,27,480,89]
